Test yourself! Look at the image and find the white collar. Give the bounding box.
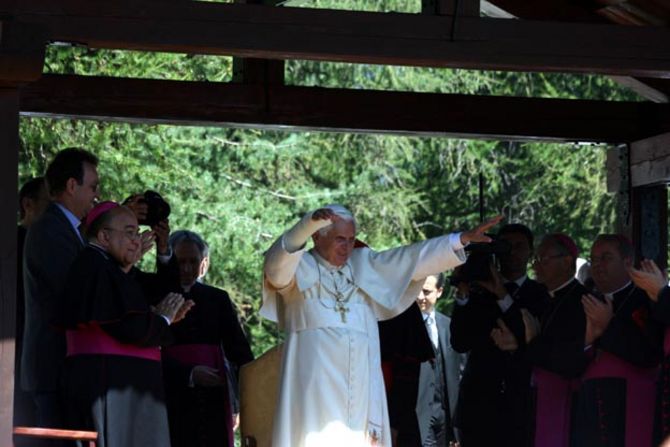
[602,281,632,301]
[549,277,575,298]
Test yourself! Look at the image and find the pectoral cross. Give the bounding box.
[335,301,349,323]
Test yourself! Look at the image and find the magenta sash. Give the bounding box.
[161,344,226,376]
[162,343,233,446]
[581,351,657,447]
[66,323,160,361]
[664,327,670,356]
[533,367,577,447]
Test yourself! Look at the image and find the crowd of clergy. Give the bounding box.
[12,146,670,447]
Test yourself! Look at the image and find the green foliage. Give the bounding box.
[20,0,637,356]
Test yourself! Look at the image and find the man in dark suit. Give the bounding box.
[22,148,99,430]
[414,273,466,447]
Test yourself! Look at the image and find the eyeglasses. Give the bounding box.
[589,254,617,265]
[104,227,141,241]
[532,254,567,264]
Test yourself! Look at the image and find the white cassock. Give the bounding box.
[261,228,466,447]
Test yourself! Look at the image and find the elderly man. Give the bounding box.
[261,204,500,447]
[571,235,662,447]
[161,230,254,447]
[525,234,591,447]
[630,258,670,443]
[61,202,187,447]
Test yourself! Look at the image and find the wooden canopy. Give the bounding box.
[1,0,670,443]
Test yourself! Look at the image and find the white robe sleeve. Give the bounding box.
[351,233,466,321]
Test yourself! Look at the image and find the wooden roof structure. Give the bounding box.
[1,0,670,442]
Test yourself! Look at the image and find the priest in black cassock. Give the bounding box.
[630,258,670,444]
[525,234,591,447]
[161,230,254,447]
[571,234,662,447]
[61,202,190,447]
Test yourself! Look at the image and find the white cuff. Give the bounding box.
[497,294,514,313]
[449,232,465,251]
[157,248,172,264]
[455,296,469,306]
[160,314,171,326]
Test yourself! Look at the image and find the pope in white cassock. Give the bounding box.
[261,204,501,447]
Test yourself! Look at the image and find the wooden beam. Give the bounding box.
[18,74,670,142]
[5,0,670,78]
[630,132,670,186]
[0,87,19,447]
[0,21,46,86]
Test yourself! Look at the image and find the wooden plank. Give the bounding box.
[0,87,19,447]
[13,427,98,441]
[630,132,670,165]
[630,133,670,186]
[18,74,670,142]
[5,0,670,77]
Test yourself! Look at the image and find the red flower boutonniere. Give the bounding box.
[632,307,649,330]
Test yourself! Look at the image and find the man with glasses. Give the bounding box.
[525,234,591,447]
[571,235,662,447]
[22,148,100,434]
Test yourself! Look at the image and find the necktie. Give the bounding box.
[505,281,519,297]
[425,315,439,348]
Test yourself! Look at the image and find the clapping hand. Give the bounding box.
[521,309,541,343]
[491,318,519,351]
[154,292,185,324]
[582,294,613,345]
[173,299,195,324]
[629,259,667,302]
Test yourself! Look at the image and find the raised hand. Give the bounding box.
[629,259,667,302]
[124,194,148,222]
[311,208,340,223]
[460,215,504,245]
[152,219,171,255]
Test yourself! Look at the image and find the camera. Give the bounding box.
[449,235,511,286]
[138,190,171,227]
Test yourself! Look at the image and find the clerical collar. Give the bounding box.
[88,242,110,260]
[549,277,576,298]
[310,249,346,272]
[601,281,632,301]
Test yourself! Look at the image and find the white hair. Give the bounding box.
[318,203,357,235]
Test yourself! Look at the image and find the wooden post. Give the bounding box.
[232,0,284,87]
[0,87,20,447]
[632,185,668,269]
[422,0,481,17]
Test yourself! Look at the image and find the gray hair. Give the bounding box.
[318,204,357,235]
[169,230,209,258]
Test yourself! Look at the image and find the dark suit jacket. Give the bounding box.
[21,202,84,392]
[450,286,531,446]
[416,311,466,444]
